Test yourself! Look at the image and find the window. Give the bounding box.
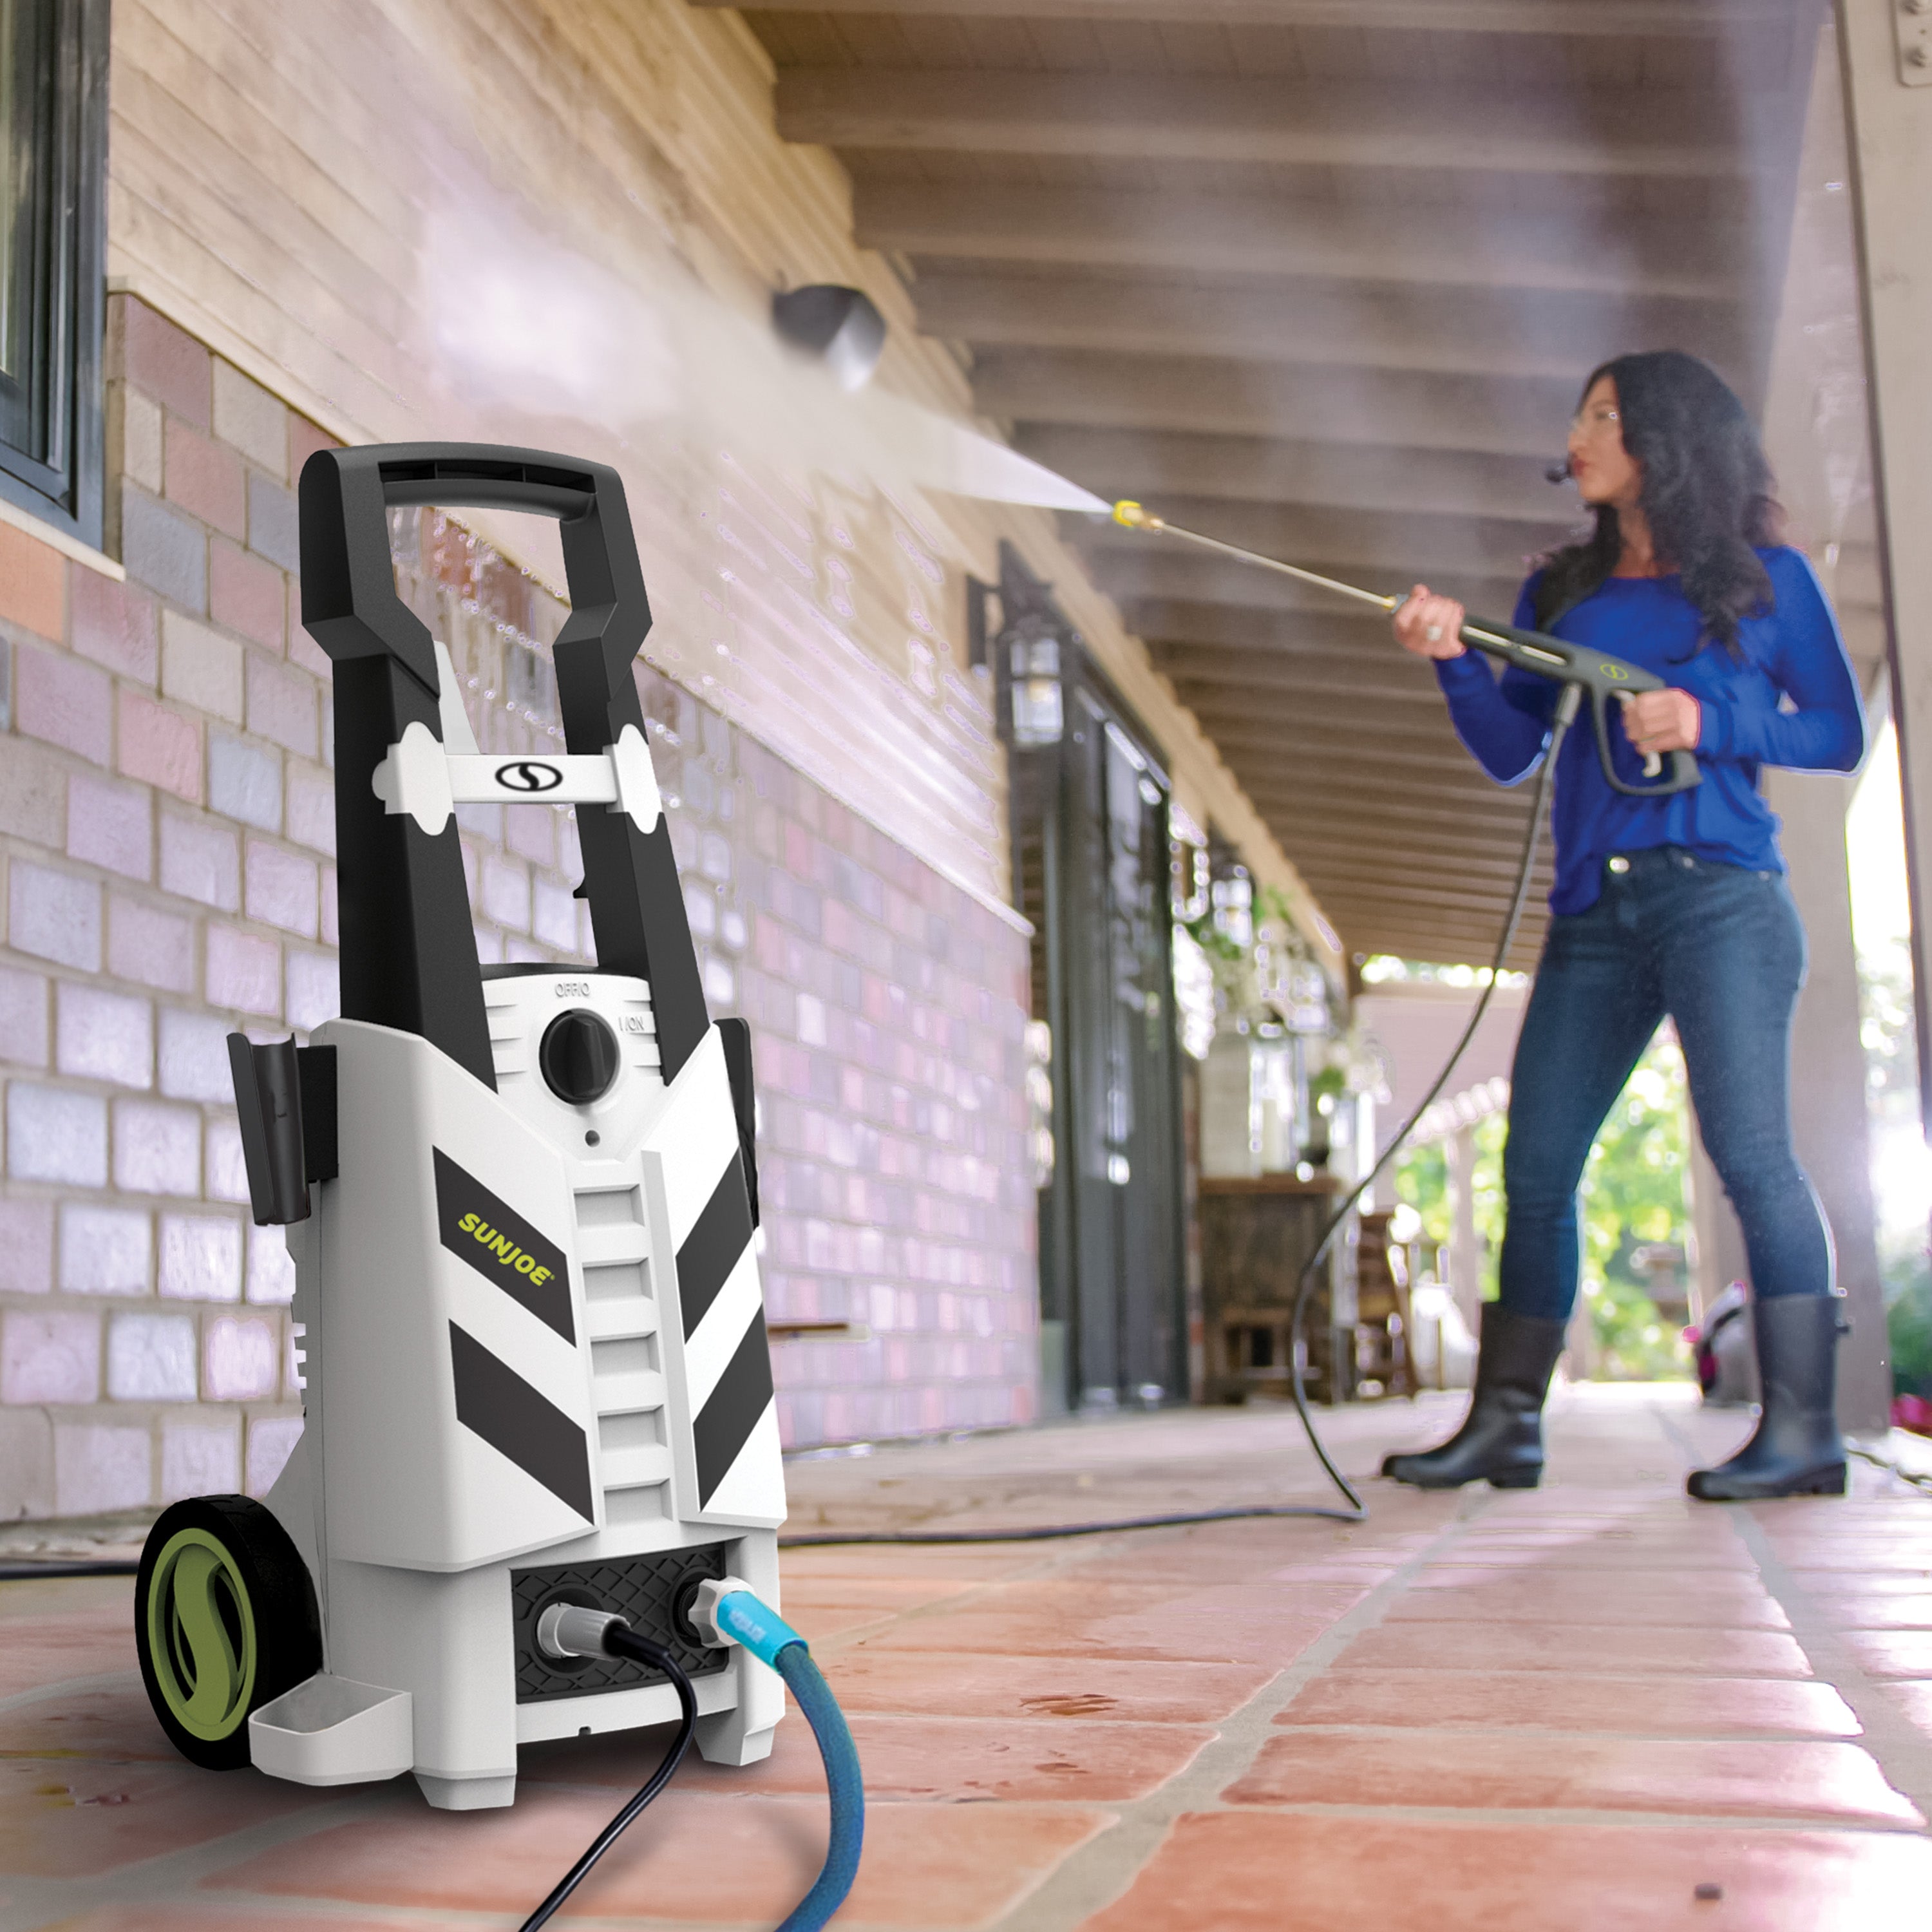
[0,0,105,546]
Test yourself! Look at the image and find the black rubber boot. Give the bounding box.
[1381,1302,1569,1490]
[1688,1293,1846,1502]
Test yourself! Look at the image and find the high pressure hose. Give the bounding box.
[710,1587,865,1932]
[782,513,1582,1544]
[527,1587,863,1932]
[1283,682,1581,1517]
[1108,498,1585,1524]
[779,685,1578,1544]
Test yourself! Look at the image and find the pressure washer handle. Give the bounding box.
[1456,616,1701,798]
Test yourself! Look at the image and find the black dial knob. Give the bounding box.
[539,1009,621,1106]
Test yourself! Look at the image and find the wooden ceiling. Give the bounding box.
[702,0,1826,967]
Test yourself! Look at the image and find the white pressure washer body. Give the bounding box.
[226,446,787,1809]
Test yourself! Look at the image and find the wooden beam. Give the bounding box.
[1274,837,1542,878]
[697,1,1794,37]
[779,72,1757,181]
[1151,639,1444,689]
[1172,694,1470,744]
[1226,750,1497,792]
[1224,762,1529,811]
[1337,907,1546,943]
[1016,424,1584,526]
[976,350,1575,457]
[1242,786,1537,829]
[926,274,1748,387]
[1244,813,1537,857]
[1168,665,1447,709]
[1239,773,1535,817]
[855,184,1750,303]
[1285,853,1553,895]
[1250,828,1538,871]
[1328,900,1544,940]
[1270,815,1539,853]
[1144,603,1406,658]
[1294,874,1537,917]
[1203,732,1483,778]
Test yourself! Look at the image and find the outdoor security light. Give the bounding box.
[772,283,887,390]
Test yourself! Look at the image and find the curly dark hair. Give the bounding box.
[1534,350,1783,656]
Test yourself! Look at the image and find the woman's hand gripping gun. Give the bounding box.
[1110,501,1700,799]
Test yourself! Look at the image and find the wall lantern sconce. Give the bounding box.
[1007,629,1065,748]
[772,284,887,391]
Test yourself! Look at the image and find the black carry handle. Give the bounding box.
[299,442,712,1088]
[301,444,650,705]
[1456,614,1701,798]
[373,452,600,520]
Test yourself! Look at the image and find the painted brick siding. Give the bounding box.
[0,296,1036,1523]
[0,300,317,1521]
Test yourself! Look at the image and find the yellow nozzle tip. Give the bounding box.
[1113,500,1159,529]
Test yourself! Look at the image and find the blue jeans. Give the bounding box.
[1499,846,1832,1321]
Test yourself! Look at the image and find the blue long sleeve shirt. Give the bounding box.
[1434,546,1866,914]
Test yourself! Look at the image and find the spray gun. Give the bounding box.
[1111,502,1700,798]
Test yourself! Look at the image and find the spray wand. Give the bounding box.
[1110,501,1699,797]
[1103,495,1698,1518]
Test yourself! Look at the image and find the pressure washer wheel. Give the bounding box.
[134,1495,321,1770]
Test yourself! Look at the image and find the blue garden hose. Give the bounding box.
[714,1590,865,1932]
[522,1588,862,1932]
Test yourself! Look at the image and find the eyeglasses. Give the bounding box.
[1570,404,1622,437]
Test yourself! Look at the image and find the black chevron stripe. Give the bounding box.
[693,1309,773,1508]
[448,1321,594,1520]
[677,1151,753,1340]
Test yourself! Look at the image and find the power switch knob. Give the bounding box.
[539,1009,620,1106]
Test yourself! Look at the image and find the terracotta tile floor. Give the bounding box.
[3,1383,1931,1930]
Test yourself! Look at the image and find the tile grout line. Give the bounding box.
[0,1667,143,1717]
[980,1490,1497,1932]
[1650,1398,1932,1823]
[1728,1503,1932,1822]
[0,1786,405,1932]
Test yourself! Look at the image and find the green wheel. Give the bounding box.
[135,1495,321,1770]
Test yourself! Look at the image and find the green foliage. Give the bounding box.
[1859,940,1918,1126]
[1394,1034,1693,1379]
[1398,1141,1450,1247]
[1884,1229,1932,1401]
[1856,935,1932,1403]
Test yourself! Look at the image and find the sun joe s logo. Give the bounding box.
[495,760,564,793]
[431,1149,574,1342]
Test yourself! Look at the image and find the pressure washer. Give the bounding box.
[64,451,1708,1924]
[128,444,861,1931]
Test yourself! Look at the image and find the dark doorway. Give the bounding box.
[978,545,1186,1413]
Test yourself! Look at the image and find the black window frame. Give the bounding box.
[0,0,106,549]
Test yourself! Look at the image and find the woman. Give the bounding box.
[1386,350,1866,1502]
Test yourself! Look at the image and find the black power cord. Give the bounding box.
[6,704,1577,1569]
[777,687,1582,1549]
[1282,680,1583,1519]
[2,726,1573,1575]
[0,1560,141,1580]
[516,1625,698,1932]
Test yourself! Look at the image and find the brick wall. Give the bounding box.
[0,295,1037,1524]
